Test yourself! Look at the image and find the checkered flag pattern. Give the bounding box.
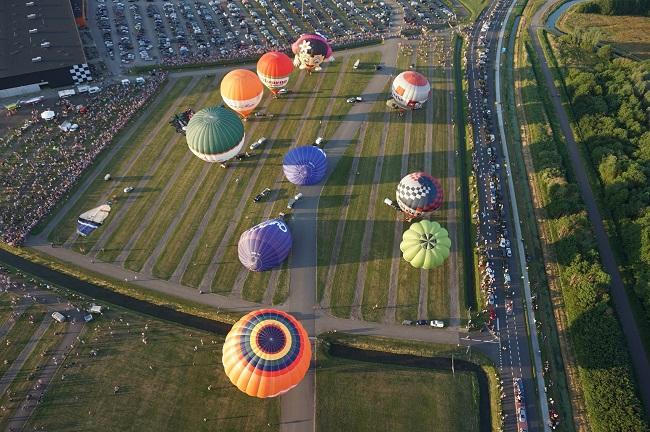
[396,172,443,218]
[69,63,93,84]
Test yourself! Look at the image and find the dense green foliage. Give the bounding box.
[558,33,650,326]
[577,0,650,15]
[523,39,649,431]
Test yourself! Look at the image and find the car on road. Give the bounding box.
[506,247,512,258]
[253,187,271,202]
[123,186,134,193]
[506,299,513,315]
[287,192,303,209]
[430,320,445,328]
[346,96,363,103]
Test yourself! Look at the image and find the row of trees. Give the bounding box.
[524,36,648,430]
[577,0,650,16]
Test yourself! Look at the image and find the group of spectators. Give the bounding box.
[159,31,384,67]
[0,73,167,246]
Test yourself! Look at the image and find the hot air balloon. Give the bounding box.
[396,172,443,219]
[291,34,333,73]
[186,106,245,163]
[77,204,111,236]
[238,219,292,271]
[257,51,294,96]
[220,69,264,119]
[222,309,311,398]
[400,220,451,269]
[391,71,431,110]
[282,146,328,185]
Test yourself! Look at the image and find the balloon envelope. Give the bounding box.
[282,146,328,185]
[222,309,311,398]
[257,52,294,94]
[238,219,292,271]
[186,106,245,163]
[400,220,451,269]
[396,172,443,218]
[291,34,332,72]
[220,69,264,118]
[391,71,431,110]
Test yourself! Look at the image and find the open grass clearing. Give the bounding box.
[47,78,191,244]
[316,346,480,432]
[557,10,650,59]
[26,307,278,431]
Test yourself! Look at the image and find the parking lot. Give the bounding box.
[89,0,401,71]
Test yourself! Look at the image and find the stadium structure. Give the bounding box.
[0,0,91,97]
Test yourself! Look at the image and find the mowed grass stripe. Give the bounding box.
[180,74,304,289]
[360,111,402,323]
[91,77,214,261]
[71,78,207,254]
[272,260,290,305]
[123,82,224,272]
[395,57,430,323]
[241,60,355,302]
[47,78,191,244]
[428,51,452,320]
[316,144,356,301]
[214,69,322,295]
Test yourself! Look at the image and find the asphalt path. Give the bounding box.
[530,0,650,416]
[466,0,550,429]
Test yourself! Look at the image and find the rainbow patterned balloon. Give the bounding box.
[222,309,311,398]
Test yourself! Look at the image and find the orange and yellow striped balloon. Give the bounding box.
[222,309,311,398]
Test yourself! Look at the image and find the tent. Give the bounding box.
[41,110,56,121]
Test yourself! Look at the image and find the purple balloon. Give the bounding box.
[282,146,328,185]
[238,219,292,271]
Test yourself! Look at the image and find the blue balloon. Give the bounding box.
[238,219,292,271]
[282,146,328,185]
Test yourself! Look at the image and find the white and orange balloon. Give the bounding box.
[257,51,294,96]
[220,69,264,119]
[391,71,431,110]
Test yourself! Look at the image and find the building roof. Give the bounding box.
[0,0,86,80]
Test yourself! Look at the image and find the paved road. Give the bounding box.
[466,0,552,429]
[530,0,650,416]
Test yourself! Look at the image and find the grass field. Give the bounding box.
[26,307,279,431]
[316,348,480,432]
[317,39,456,323]
[0,305,47,377]
[557,9,650,59]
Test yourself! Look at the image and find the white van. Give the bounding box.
[51,312,66,323]
[353,59,360,69]
[121,79,130,86]
[314,136,324,146]
[136,76,145,85]
[504,273,511,284]
[249,137,267,150]
[88,86,101,94]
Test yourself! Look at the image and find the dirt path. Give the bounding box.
[0,315,52,398]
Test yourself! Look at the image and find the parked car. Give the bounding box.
[253,187,271,202]
[287,192,303,209]
[123,186,134,193]
[401,320,414,326]
[430,320,444,328]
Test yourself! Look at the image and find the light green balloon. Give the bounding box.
[400,220,451,269]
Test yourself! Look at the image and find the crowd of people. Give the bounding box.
[0,73,167,246]
[159,32,384,67]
